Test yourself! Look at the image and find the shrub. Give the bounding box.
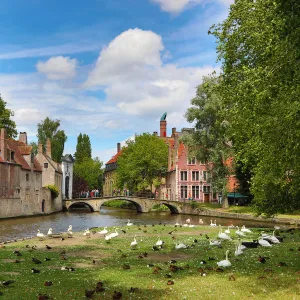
[46,185,60,199]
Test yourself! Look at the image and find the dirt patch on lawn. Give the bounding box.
[68,250,112,259]
[2,258,25,263]
[147,252,191,262]
[0,272,20,275]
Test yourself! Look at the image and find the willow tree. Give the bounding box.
[210,0,300,215]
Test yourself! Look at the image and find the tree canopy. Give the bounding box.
[0,94,17,138]
[209,0,300,215]
[73,157,103,191]
[74,133,92,163]
[116,133,168,192]
[37,117,67,162]
[183,75,233,202]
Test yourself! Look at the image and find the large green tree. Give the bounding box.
[73,157,103,190]
[74,133,92,163]
[0,94,17,138]
[116,133,168,192]
[211,0,300,215]
[183,75,233,205]
[37,117,67,162]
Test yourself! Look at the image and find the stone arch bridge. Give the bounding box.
[63,196,187,214]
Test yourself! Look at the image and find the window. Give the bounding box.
[203,186,210,193]
[26,174,29,181]
[180,171,187,181]
[203,171,207,181]
[192,171,199,181]
[188,157,196,165]
[44,163,48,168]
[180,185,187,199]
[192,186,199,199]
[11,151,15,161]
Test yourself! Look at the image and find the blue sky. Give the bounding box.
[0,0,232,163]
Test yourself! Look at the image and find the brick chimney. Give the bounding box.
[117,142,121,153]
[19,132,27,145]
[160,120,167,137]
[172,127,176,137]
[38,143,43,154]
[0,128,7,161]
[46,138,51,158]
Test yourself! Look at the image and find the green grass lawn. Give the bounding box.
[0,225,300,299]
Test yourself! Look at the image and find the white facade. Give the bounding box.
[61,154,74,200]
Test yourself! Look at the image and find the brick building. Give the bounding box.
[0,128,63,218]
[103,143,122,196]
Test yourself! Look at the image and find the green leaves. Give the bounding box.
[37,117,67,162]
[116,133,168,192]
[211,0,300,215]
[0,94,17,138]
[74,133,92,163]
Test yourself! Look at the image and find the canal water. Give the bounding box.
[0,207,277,242]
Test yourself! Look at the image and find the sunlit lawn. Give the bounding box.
[0,224,300,299]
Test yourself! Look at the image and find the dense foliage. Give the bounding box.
[74,157,103,191]
[207,0,300,215]
[37,117,67,162]
[116,133,168,192]
[0,94,17,138]
[74,133,92,163]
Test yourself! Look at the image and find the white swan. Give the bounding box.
[258,237,272,247]
[209,239,221,246]
[224,226,231,234]
[127,220,133,226]
[199,219,203,224]
[210,220,217,227]
[186,218,191,224]
[241,225,252,233]
[37,230,45,240]
[156,236,164,246]
[188,224,195,228]
[98,227,108,235]
[67,225,73,238]
[237,240,246,251]
[234,243,243,256]
[175,222,180,226]
[130,235,138,249]
[47,228,53,237]
[269,231,280,244]
[175,242,188,249]
[217,250,231,267]
[235,227,246,237]
[108,229,119,239]
[218,225,232,240]
[83,229,91,237]
[105,234,111,242]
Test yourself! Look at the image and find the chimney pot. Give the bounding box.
[19,132,28,145]
[172,127,176,137]
[117,142,121,153]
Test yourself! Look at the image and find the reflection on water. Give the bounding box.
[0,207,277,242]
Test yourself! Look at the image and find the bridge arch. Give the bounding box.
[99,198,143,213]
[156,202,180,214]
[68,201,96,212]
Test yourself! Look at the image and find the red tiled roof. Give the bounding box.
[6,140,31,170]
[106,150,122,165]
[19,145,32,155]
[33,157,42,172]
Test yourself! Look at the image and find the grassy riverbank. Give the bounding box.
[0,224,300,299]
[102,200,169,211]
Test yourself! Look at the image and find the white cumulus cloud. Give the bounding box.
[36,56,78,80]
[85,28,163,87]
[151,0,202,14]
